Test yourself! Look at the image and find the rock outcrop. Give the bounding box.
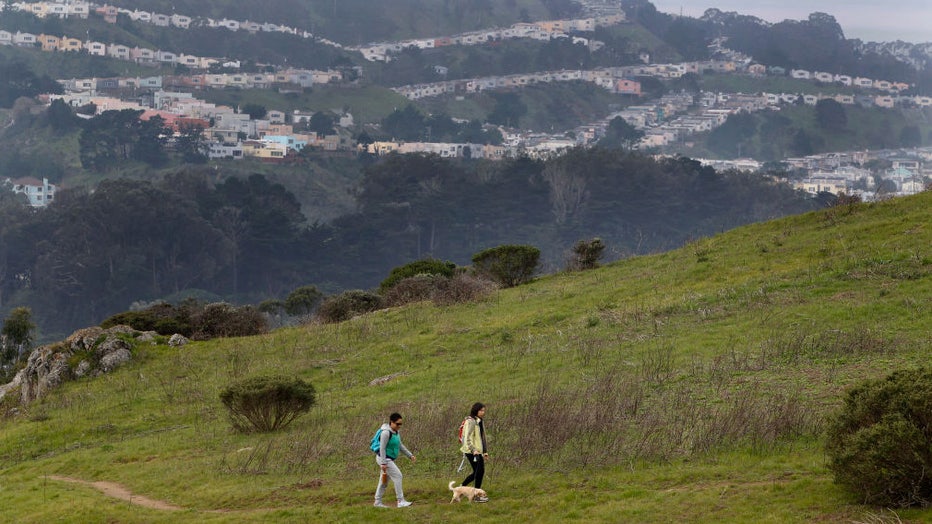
[0,325,161,407]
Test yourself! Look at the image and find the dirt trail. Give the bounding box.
[47,475,183,510]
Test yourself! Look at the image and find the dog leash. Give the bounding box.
[456,455,467,472]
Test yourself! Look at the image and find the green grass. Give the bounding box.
[197,85,408,125]
[2,192,932,522]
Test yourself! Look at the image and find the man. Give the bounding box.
[373,412,416,508]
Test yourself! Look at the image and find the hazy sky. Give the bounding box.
[648,1,932,43]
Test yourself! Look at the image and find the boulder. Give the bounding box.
[0,325,148,406]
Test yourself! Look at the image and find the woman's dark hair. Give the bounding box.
[470,403,485,418]
[390,412,403,422]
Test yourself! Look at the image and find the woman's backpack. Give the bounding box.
[457,416,472,444]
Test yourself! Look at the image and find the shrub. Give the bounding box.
[101,302,193,337]
[258,299,286,315]
[219,375,316,433]
[382,274,446,307]
[379,258,457,293]
[471,244,540,287]
[381,273,499,307]
[284,285,323,316]
[825,368,932,507]
[189,303,268,340]
[2,307,35,360]
[316,290,384,323]
[432,273,499,305]
[567,237,606,271]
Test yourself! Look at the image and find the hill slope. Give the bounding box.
[0,191,930,522]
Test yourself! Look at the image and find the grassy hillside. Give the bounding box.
[1,191,931,522]
[197,85,408,126]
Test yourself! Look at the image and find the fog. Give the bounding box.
[648,1,932,43]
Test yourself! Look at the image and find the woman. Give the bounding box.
[460,402,489,502]
[373,412,416,508]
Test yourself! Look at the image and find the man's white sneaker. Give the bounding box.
[374,502,388,508]
[397,500,413,508]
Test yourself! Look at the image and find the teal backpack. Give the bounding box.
[369,428,382,453]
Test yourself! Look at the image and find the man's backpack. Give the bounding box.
[370,429,382,453]
[457,417,472,444]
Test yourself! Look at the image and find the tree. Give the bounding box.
[379,258,457,293]
[284,285,323,316]
[2,306,34,363]
[133,115,169,166]
[78,109,139,169]
[355,130,374,146]
[568,238,606,271]
[471,244,540,287]
[790,129,815,156]
[486,92,527,128]
[308,111,335,136]
[0,60,62,108]
[542,158,587,224]
[175,121,208,163]
[815,99,847,131]
[599,117,644,150]
[241,103,266,120]
[382,105,425,140]
[899,125,922,148]
[45,98,77,132]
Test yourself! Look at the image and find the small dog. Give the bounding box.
[449,481,487,503]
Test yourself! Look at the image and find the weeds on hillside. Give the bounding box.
[760,327,896,364]
[852,509,904,524]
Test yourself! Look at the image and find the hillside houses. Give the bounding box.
[394,67,644,100]
[10,1,89,19]
[54,69,346,98]
[352,13,626,62]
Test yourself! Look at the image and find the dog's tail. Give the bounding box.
[449,481,457,491]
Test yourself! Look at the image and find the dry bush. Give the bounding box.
[382,274,444,307]
[381,273,499,308]
[432,273,499,305]
[316,290,383,323]
[498,369,643,467]
[761,327,896,364]
[190,303,268,340]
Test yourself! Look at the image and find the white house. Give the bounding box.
[13,32,37,46]
[171,14,192,29]
[85,40,106,56]
[106,43,130,60]
[6,177,57,207]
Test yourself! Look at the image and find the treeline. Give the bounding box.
[0,57,62,108]
[1,148,818,339]
[703,100,927,161]
[2,102,209,179]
